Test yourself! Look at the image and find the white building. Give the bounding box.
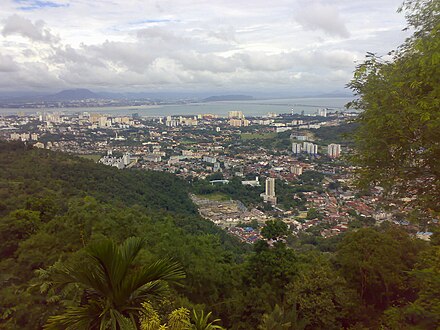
[317,108,327,117]
[228,110,245,119]
[327,144,341,158]
[292,143,302,154]
[144,154,162,162]
[213,162,222,172]
[292,135,307,141]
[99,155,125,169]
[303,142,318,155]
[229,118,249,127]
[242,177,260,187]
[10,132,30,141]
[291,165,303,175]
[122,152,131,166]
[99,116,111,128]
[165,117,179,127]
[261,177,277,204]
[203,155,217,164]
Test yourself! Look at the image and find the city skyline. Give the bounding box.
[1,0,410,95]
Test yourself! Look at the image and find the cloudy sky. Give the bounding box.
[0,0,410,96]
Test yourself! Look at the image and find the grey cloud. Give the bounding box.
[293,2,350,38]
[136,27,190,45]
[0,53,19,72]
[84,41,154,73]
[50,45,105,67]
[2,14,59,43]
[207,26,237,42]
[0,61,61,89]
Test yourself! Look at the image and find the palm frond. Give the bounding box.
[44,237,184,330]
[44,301,102,330]
[122,259,185,304]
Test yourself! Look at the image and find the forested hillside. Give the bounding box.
[0,141,197,216]
[0,141,247,329]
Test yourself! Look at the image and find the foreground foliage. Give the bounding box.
[348,0,440,213]
[44,237,185,329]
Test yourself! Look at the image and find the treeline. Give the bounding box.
[313,122,359,145]
[0,141,197,216]
[239,130,292,152]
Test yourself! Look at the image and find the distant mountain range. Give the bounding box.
[44,89,101,101]
[0,88,352,104]
[202,95,254,102]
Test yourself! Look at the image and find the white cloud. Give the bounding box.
[293,2,350,38]
[0,0,409,93]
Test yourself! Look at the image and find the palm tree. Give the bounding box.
[44,237,185,330]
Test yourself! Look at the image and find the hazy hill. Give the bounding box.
[42,88,100,101]
[202,95,253,102]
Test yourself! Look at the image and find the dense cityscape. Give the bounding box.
[1,106,433,244]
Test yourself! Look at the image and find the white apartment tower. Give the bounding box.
[261,177,277,204]
[291,165,303,175]
[327,144,341,158]
[228,110,245,119]
[303,142,318,155]
[318,108,327,117]
[292,143,302,154]
[266,177,275,197]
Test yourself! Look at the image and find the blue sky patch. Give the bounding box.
[129,19,175,25]
[15,0,69,11]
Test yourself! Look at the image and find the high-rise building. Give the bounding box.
[165,116,179,127]
[229,118,243,127]
[99,116,109,128]
[266,177,275,196]
[292,143,302,154]
[261,177,277,204]
[327,144,341,158]
[89,113,101,124]
[228,110,245,119]
[122,152,131,166]
[317,108,327,117]
[303,142,318,155]
[291,165,303,175]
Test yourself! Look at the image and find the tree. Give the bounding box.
[306,208,319,220]
[139,302,191,330]
[261,220,289,241]
[347,0,440,213]
[285,254,358,329]
[336,228,421,313]
[44,237,185,329]
[0,209,41,258]
[381,245,440,329]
